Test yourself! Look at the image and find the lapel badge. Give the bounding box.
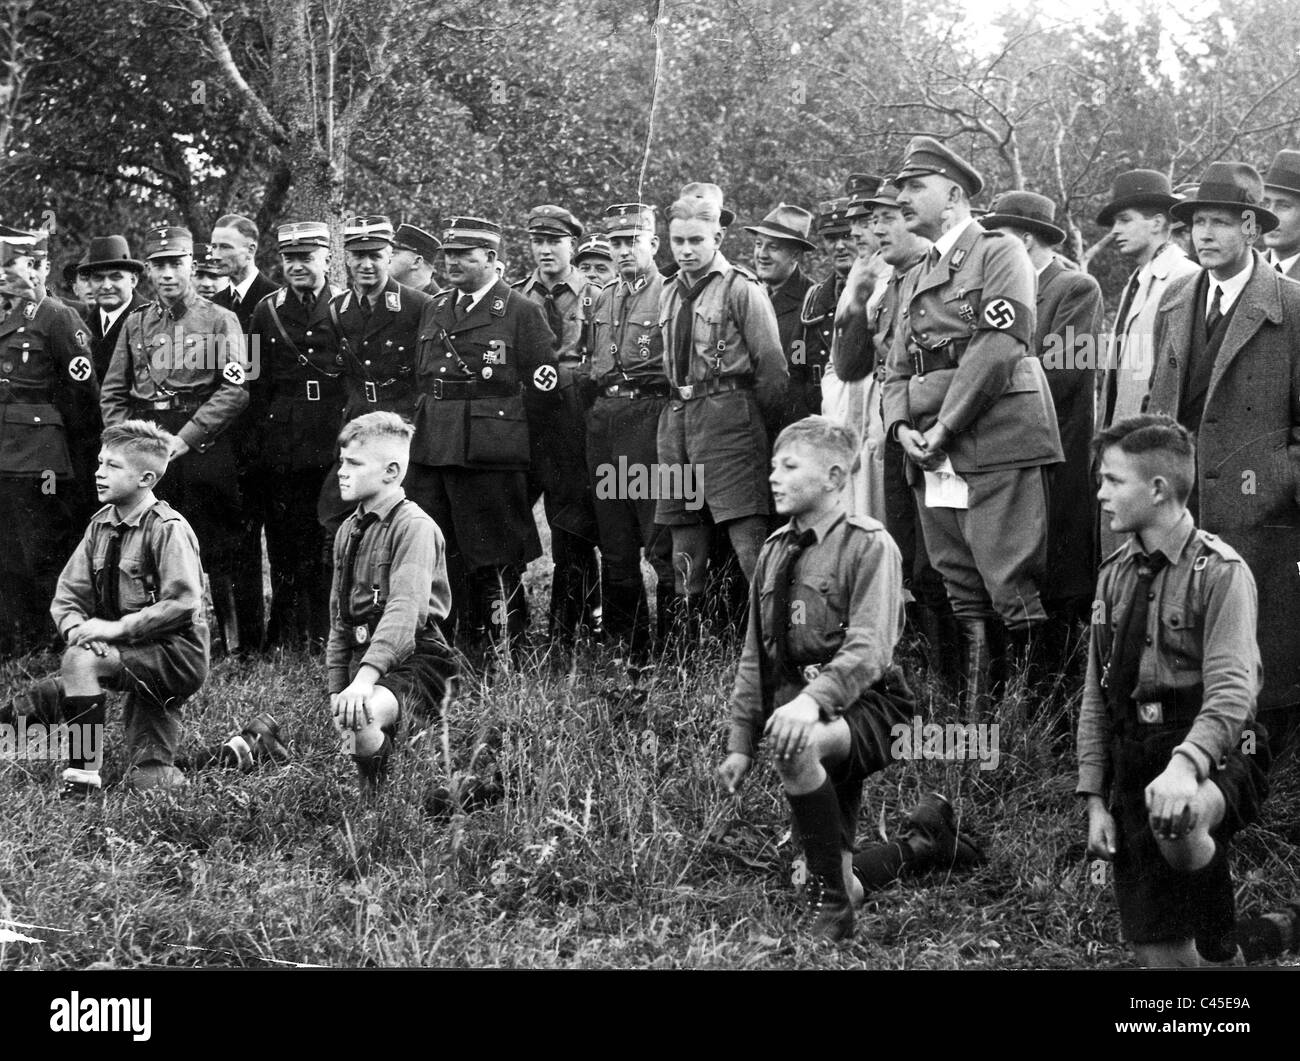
[24,302,36,320]
[951,248,967,269]
[482,365,494,379]
[276,290,286,307]
[354,625,369,645]
[633,276,646,292]
[385,291,400,312]
[492,297,505,312]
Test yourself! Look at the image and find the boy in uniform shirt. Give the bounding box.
[1082,414,1269,966]
[328,412,457,787]
[718,415,914,941]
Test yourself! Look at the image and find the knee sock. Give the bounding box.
[62,694,106,773]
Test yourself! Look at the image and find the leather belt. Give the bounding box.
[600,381,671,399]
[133,396,204,412]
[427,378,519,400]
[358,378,411,404]
[909,339,965,378]
[674,375,753,401]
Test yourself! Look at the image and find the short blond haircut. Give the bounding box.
[666,196,722,227]
[774,415,859,473]
[338,411,414,453]
[101,420,173,478]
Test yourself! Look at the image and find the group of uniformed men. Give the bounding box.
[3,138,1300,747]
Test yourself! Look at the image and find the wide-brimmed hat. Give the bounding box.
[676,182,735,227]
[981,190,1066,245]
[76,234,145,274]
[742,203,815,250]
[1169,162,1278,233]
[1096,169,1179,227]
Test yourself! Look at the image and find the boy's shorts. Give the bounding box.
[110,624,210,767]
[783,666,915,848]
[1110,721,1271,959]
[367,636,459,725]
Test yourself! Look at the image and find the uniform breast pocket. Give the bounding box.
[1160,605,1202,673]
[4,339,49,381]
[942,288,982,333]
[115,553,158,613]
[795,574,846,639]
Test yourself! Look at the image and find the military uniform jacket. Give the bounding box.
[411,279,560,470]
[1077,514,1260,799]
[101,292,249,454]
[331,278,433,423]
[799,272,841,377]
[586,271,667,388]
[658,252,788,422]
[86,291,150,381]
[50,492,207,642]
[249,284,346,472]
[728,509,905,757]
[882,220,1063,476]
[0,294,102,478]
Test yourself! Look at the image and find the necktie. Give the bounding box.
[1205,285,1223,336]
[672,272,719,385]
[455,292,472,321]
[102,311,112,335]
[1275,259,1284,274]
[359,295,373,320]
[339,511,380,622]
[96,527,123,620]
[1105,550,1170,717]
[541,288,565,351]
[770,527,818,678]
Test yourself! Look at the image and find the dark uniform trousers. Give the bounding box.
[584,271,675,655]
[214,275,279,653]
[317,279,431,532]
[514,271,601,649]
[0,295,102,655]
[407,281,559,657]
[249,285,346,649]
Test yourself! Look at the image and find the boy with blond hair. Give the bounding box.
[328,412,457,787]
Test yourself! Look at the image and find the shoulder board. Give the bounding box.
[275,289,287,307]
[126,302,150,316]
[328,284,345,298]
[144,499,184,523]
[509,277,528,289]
[980,228,1008,238]
[846,514,885,534]
[729,262,760,282]
[1194,530,1244,564]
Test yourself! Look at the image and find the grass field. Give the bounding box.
[4,591,1298,972]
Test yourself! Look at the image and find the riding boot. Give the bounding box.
[958,618,994,724]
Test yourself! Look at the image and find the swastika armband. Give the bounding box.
[68,355,93,382]
[532,364,558,391]
[975,296,1032,343]
[222,360,247,385]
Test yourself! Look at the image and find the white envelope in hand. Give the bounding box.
[923,458,969,509]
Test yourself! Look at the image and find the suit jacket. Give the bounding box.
[411,279,559,470]
[86,291,150,381]
[1034,257,1103,600]
[883,220,1062,478]
[1099,242,1199,429]
[214,271,279,333]
[1145,251,1300,710]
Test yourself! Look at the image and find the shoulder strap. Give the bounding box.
[267,297,341,377]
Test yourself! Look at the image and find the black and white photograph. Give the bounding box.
[1,0,1298,1021]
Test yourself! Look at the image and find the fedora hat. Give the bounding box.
[742,203,815,250]
[982,190,1066,245]
[1169,161,1278,233]
[676,182,735,227]
[1262,149,1300,198]
[76,234,145,274]
[1096,169,1179,227]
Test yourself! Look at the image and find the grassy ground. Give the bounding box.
[3,598,1297,971]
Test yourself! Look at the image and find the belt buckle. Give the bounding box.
[1137,701,1164,724]
[364,380,378,403]
[354,624,370,645]
[306,379,320,401]
[607,384,620,397]
[150,399,172,411]
[801,664,822,682]
[431,378,443,400]
[678,384,694,400]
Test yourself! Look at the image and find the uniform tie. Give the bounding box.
[541,287,565,351]
[96,527,123,621]
[1105,550,1170,717]
[339,511,381,623]
[672,271,718,385]
[770,527,818,677]
[455,291,472,322]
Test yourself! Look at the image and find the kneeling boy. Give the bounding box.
[718,416,914,940]
[1082,415,1269,967]
[328,412,457,787]
[32,421,209,794]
